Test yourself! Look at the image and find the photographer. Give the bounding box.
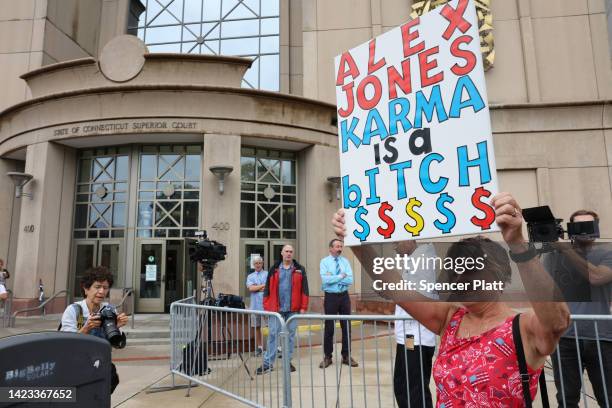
[60,266,128,393]
[543,210,612,407]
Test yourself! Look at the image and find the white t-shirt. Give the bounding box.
[394,243,437,347]
[60,299,108,333]
[0,284,6,295]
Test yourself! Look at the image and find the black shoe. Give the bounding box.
[342,356,358,367]
[256,365,272,375]
[319,357,332,369]
[290,363,296,372]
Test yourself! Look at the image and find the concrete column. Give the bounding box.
[370,0,382,37]
[201,133,241,295]
[13,142,76,313]
[298,144,356,312]
[97,0,131,57]
[517,0,541,102]
[0,158,23,291]
[280,0,290,93]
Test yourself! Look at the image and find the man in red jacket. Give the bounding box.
[256,244,309,374]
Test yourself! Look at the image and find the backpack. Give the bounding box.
[57,303,85,331]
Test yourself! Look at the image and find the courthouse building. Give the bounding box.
[0,0,610,313]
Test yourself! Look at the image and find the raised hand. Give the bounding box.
[491,192,525,247]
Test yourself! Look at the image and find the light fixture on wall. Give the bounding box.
[209,165,233,195]
[7,172,34,199]
[326,176,341,202]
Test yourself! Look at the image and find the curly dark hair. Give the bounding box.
[80,266,114,296]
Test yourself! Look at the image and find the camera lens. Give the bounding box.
[99,306,123,347]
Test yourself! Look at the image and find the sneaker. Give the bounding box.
[255,347,263,357]
[342,356,359,367]
[255,365,272,375]
[319,357,332,369]
[290,363,296,372]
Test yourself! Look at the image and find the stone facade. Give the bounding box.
[0,0,610,313]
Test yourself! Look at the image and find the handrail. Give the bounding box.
[116,288,135,329]
[116,288,133,310]
[11,289,70,326]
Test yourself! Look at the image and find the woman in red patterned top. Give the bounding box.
[332,192,570,406]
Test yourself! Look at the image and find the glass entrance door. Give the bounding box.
[183,239,198,301]
[164,240,184,312]
[72,239,125,299]
[72,240,97,299]
[98,240,123,288]
[136,240,166,312]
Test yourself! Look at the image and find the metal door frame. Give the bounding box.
[70,240,98,299]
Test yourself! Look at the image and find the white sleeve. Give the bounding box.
[60,305,78,332]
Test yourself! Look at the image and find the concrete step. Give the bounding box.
[123,338,170,347]
[124,329,170,339]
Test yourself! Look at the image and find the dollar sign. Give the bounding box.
[434,193,456,234]
[353,207,371,242]
[377,202,395,239]
[470,187,495,230]
[404,197,424,236]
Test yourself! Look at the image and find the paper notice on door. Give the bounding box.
[145,264,157,281]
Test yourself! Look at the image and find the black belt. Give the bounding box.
[325,291,348,295]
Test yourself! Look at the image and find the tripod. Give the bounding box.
[201,277,254,380]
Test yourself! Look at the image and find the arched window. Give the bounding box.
[131,0,280,90]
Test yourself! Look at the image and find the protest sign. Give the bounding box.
[334,0,498,246]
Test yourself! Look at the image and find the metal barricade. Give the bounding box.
[169,307,611,408]
[170,300,289,407]
[286,314,426,408]
[552,314,612,408]
[1,289,12,328]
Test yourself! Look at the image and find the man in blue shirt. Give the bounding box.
[319,239,357,368]
[246,256,268,356]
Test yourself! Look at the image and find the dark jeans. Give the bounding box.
[323,291,351,358]
[552,337,612,407]
[394,343,435,408]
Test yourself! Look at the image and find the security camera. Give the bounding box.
[7,172,33,199]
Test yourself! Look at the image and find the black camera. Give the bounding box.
[523,206,600,247]
[215,293,245,309]
[522,206,564,243]
[98,305,126,349]
[567,219,600,241]
[189,230,227,280]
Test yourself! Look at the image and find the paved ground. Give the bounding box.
[0,314,601,407]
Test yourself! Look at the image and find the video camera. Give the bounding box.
[522,205,600,251]
[189,230,227,280]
